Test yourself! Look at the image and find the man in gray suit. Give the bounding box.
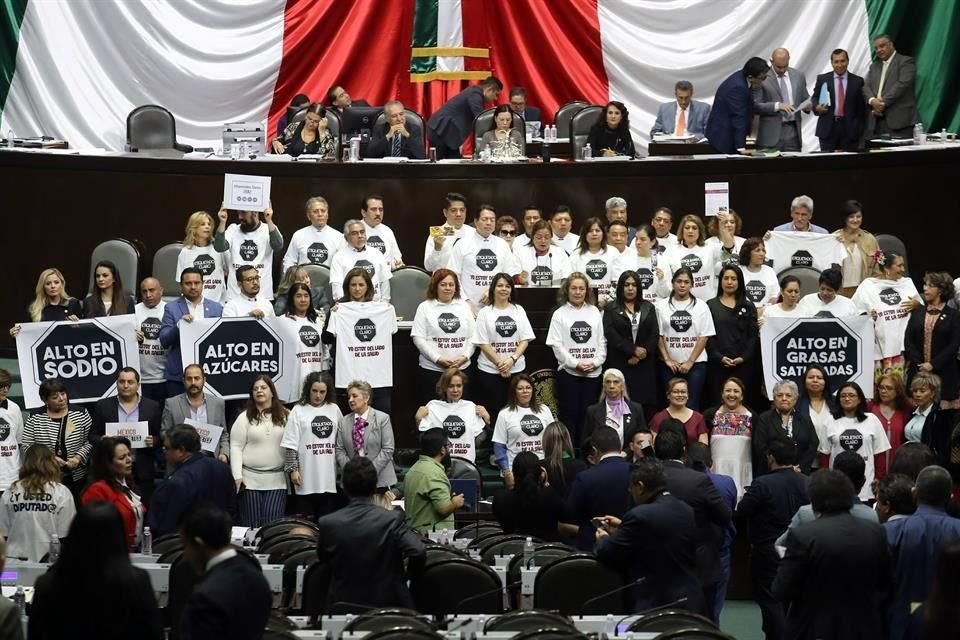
[650,81,711,138]
[161,363,229,462]
[753,48,810,151]
[863,34,919,139]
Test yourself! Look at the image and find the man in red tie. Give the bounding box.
[812,49,866,152]
[650,81,711,140]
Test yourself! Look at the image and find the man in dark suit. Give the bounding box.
[595,458,703,614]
[427,76,503,159]
[180,506,271,640]
[565,427,632,550]
[773,469,891,640]
[705,57,769,154]
[737,440,810,640]
[655,430,732,618]
[509,86,542,122]
[863,34,919,139]
[885,465,960,640]
[812,49,866,152]
[159,267,223,397]
[146,425,235,536]
[89,367,162,503]
[366,100,426,159]
[316,457,425,612]
[326,84,369,113]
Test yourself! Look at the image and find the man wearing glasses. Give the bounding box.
[222,266,275,319]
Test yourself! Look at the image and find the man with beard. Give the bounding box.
[214,203,283,302]
[161,364,229,464]
[360,195,403,269]
[159,268,223,396]
[135,277,168,404]
[222,265,276,319]
[403,428,464,533]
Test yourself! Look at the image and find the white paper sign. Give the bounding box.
[704,182,730,217]
[106,421,149,448]
[185,418,225,453]
[223,173,271,212]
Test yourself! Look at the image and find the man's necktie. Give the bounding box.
[778,74,792,122]
[836,77,845,117]
[878,61,889,97]
[352,416,367,453]
[676,109,686,135]
[392,133,401,157]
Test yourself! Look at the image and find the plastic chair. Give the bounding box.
[281,548,318,609]
[569,105,603,160]
[390,266,431,321]
[411,558,503,615]
[363,630,445,640]
[167,553,204,640]
[152,534,184,556]
[449,455,484,499]
[265,536,317,565]
[511,629,589,640]
[88,238,142,297]
[481,535,533,566]
[301,560,331,618]
[343,609,434,632]
[533,553,627,615]
[553,101,590,138]
[472,107,526,157]
[628,609,719,633]
[257,518,319,546]
[425,544,469,565]
[158,547,185,565]
[775,265,821,297]
[299,263,331,309]
[152,242,184,302]
[484,609,578,633]
[126,104,193,153]
[454,522,502,541]
[649,629,735,639]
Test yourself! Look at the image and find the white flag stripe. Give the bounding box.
[437,0,465,72]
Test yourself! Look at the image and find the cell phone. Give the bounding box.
[590,517,605,531]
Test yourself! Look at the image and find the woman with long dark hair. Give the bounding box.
[586,101,636,157]
[492,374,555,490]
[285,281,330,387]
[603,270,660,415]
[492,451,563,541]
[611,223,670,301]
[570,216,620,299]
[271,102,335,158]
[796,364,836,451]
[738,237,780,310]
[706,265,758,407]
[82,260,134,317]
[82,437,145,550]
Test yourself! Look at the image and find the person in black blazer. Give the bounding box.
[179,507,272,640]
[583,368,646,448]
[603,270,659,413]
[316,457,426,612]
[493,451,565,541]
[811,49,866,151]
[654,430,732,620]
[427,77,503,159]
[365,100,426,159]
[905,372,955,465]
[89,368,162,502]
[564,427,632,551]
[904,273,960,403]
[509,86,542,122]
[753,380,820,475]
[595,458,704,614]
[773,469,891,640]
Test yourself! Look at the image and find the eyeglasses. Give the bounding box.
[498,229,516,236]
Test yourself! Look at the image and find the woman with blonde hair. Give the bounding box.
[661,212,735,301]
[9,267,82,337]
[175,208,228,302]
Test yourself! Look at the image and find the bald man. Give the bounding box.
[136,277,168,404]
[753,48,810,151]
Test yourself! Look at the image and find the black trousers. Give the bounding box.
[750,543,786,640]
[818,116,861,152]
[555,370,602,447]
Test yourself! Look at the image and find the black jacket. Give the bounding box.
[89,395,162,486]
[753,408,820,475]
[145,453,236,536]
[904,305,960,402]
[565,456,632,550]
[736,467,809,545]
[366,121,426,159]
[180,554,272,640]
[582,399,646,447]
[602,300,659,405]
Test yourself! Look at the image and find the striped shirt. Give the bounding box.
[23,409,93,482]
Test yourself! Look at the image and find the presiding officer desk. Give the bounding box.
[2,144,959,445]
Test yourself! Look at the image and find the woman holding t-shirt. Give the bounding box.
[661,213,734,301]
[493,373,555,490]
[547,272,607,445]
[415,368,490,463]
[284,282,329,389]
[176,209,228,303]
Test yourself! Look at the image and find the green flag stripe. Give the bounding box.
[410,0,438,74]
[0,0,28,115]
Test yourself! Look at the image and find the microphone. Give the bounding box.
[330,601,378,614]
[579,577,646,614]
[445,617,474,632]
[614,597,690,633]
[454,581,520,615]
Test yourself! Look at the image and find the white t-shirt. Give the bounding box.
[135,301,167,384]
[661,243,723,301]
[764,231,845,273]
[328,300,397,388]
[287,315,328,391]
[0,481,76,561]
[570,246,620,297]
[281,403,343,495]
[177,244,229,303]
[655,296,716,363]
[411,299,477,371]
[472,304,536,374]
[0,400,23,492]
[820,414,891,501]
[705,235,746,265]
[363,221,403,266]
[797,293,859,318]
[492,405,554,466]
[631,232,677,250]
[282,224,345,271]
[222,296,276,318]
[610,252,670,301]
[742,266,781,308]
[419,399,486,462]
[553,233,580,254]
[517,246,573,286]
[423,225,476,273]
[222,223,280,301]
[546,303,607,377]
[447,233,521,305]
[329,245,393,302]
[763,303,803,319]
[852,277,921,358]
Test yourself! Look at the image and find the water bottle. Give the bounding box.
[49,533,61,563]
[603,613,615,638]
[549,124,557,142]
[582,142,592,161]
[941,127,948,144]
[6,129,13,149]
[142,526,153,554]
[913,122,924,145]
[12,586,25,616]
[522,536,534,567]
[349,137,360,162]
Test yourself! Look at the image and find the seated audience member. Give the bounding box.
[83,260,134,318]
[316,457,426,612]
[542,421,587,500]
[22,377,92,498]
[595,458,703,614]
[0,537,22,640]
[146,425,235,536]
[0,445,76,562]
[904,273,960,408]
[650,80,711,138]
[478,104,525,159]
[9,268,81,338]
[404,428,464,533]
[772,469,890,640]
[753,380,819,476]
[335,380,397,491]
[176,210,228,303]
[179,507,271,640]
[366,100,426,159]
[427,76,503,159]
[360,195,404,268]
[275,266,329,317]
[495,214,520,250]
[222,265,276,318]
[82,437,146,551]
[874,473,916,522]
[161,364,229,462]
[494,451,565,541]
[271,102,335,158]
[329,220,393,301]
[29,502,162,640]
[423,192,474,272]
[282,196,346,271]
[762,274,803,320]
[276,92,310,137]
[447,207,521,307]
[518,220,573,286]
[797,267,858,317]
[565,427,632,550]
[160,268,224,396]
[492,374,554,489]
[326,84,369,112]
[586,100,636,157]
[833,200,878,295]
[772,195,828,233]
[704,57,769,154]
[811,49,865,152]
[508,86,541,122]
[214,204,283,302]
[583,368,646,446]
[549,205,579,254]
[416,368,489,463]
[650,377,709,446]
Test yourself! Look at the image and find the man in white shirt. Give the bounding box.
[513,207,542,253]
[549,206,579,254]
[135,277,168,404]
[771,195,829,234]
[222,266,276,318]
[329,220,392,301]
[424,192,475,272]
[650,206,677,248]
[650,80,711,139]
[606,220,629,254]
[361,195,403,269]
[282,196,345,271]
[447,206,521,307]
[214,205,284,301]
[605,197,636,244]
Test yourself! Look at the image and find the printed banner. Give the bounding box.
[106,421,149,449]
[179,317,299,401]
[16,316,140,409]
[185,419,225,453]
[760,316,875,400]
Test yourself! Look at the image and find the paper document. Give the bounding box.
[704,182,730,216]
[223,173,271,212]
[106,421,149,448]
